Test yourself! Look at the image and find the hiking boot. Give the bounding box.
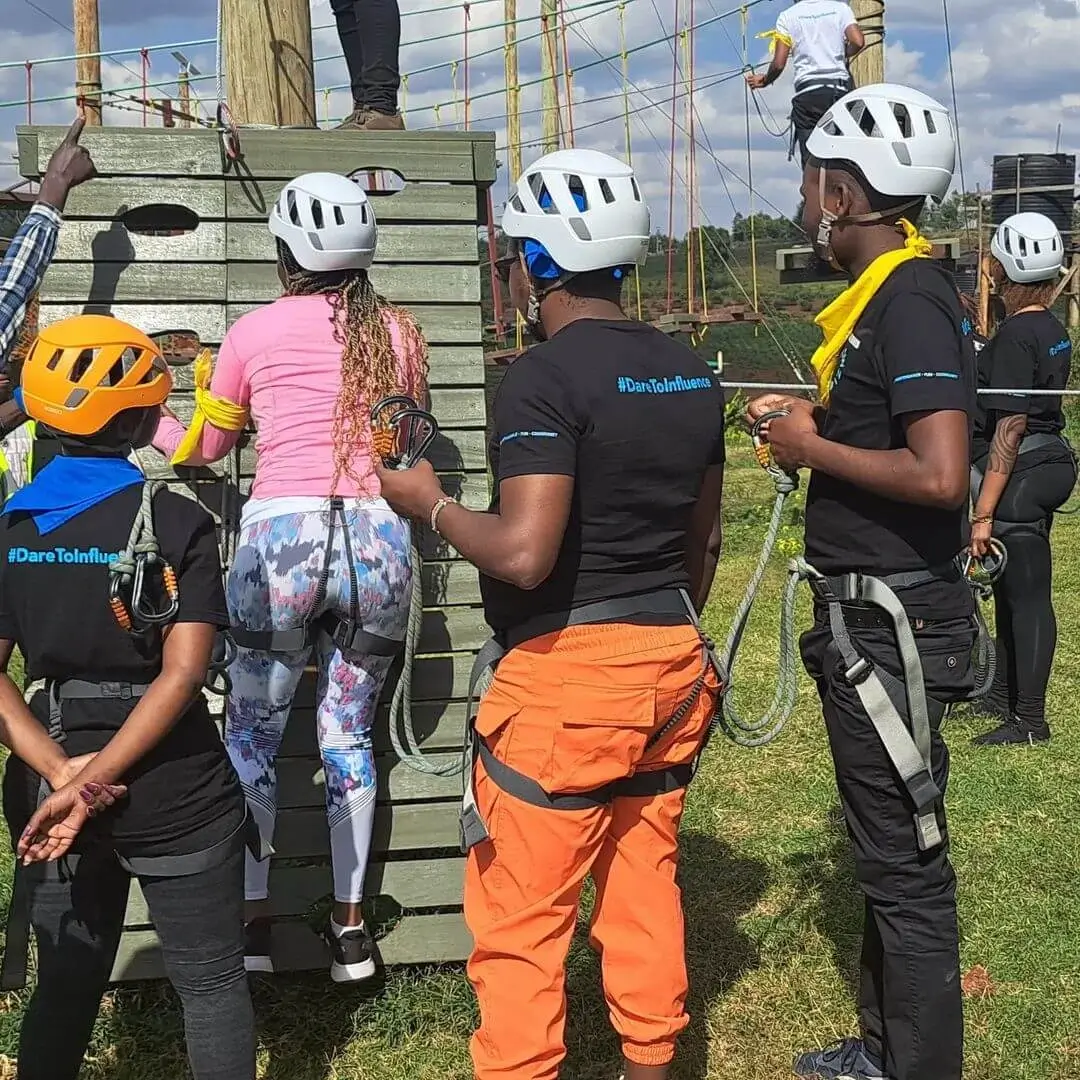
[972,717,1051,747]
[325,921,377,983]
[335,106,367,130]
[244,917,273,974]
[360,109,405,131]
[794,1037,885,1080]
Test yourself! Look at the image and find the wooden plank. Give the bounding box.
[124,858,465,927]
[41,261,227,304]
[60,177,227,220]
[227,179,481,223]
[272,801,461,859]
[423,559,481,606]
[283,698,471,758]
[38,301,226,342]
[225,303,482,345]
[277,750,464,809]
[227,262,481,305]
[110,911,471,981]
[54,220,227,263]
[20,126,494,181]
[226,221,480,263]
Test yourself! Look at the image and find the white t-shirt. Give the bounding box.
[775,0,858,94]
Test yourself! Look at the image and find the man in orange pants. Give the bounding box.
[376,148,726,1079]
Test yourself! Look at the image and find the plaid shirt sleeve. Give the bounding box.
[0,203,62,372]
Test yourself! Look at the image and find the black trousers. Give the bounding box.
[985,455,1077,725]
[801,613,976,1080]
[18,843,254,1080]
[330,0,402,114]
[791,84,852,167]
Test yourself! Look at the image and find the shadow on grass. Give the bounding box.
[562,831,770,1080]
[785,806,862,999]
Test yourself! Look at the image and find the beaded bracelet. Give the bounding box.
[430,496,455,534]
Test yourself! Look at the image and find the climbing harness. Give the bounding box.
[459,590,726,852]
[370,396,459,777]
[719,409,1008,752]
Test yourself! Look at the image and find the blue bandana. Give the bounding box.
[4,455,143,534]
[524,189,629,281]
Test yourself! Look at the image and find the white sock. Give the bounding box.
[331,917,365,937]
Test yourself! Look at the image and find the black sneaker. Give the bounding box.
[325,922,376,983]
[793,1037,885,1079]
[972,717,1051,747]
[244,917,273,974]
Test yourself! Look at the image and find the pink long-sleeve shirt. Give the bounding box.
[153,294,425,500]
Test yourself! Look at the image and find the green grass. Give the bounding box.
[2,437,1080,1080]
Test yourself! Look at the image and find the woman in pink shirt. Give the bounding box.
[154,172,428,982]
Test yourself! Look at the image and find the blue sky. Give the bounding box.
[2,0,1077,236]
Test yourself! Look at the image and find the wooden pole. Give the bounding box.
[849,0,885,88]
[1069,252,1080,331]
[178,69,192,128]
[505,0,521,181]
[540,0,562,153]
[73,0,103,125]
[222,0,316,127]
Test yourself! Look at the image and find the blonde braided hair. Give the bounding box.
[280,244,429,494]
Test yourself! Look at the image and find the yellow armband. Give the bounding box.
[169,348,250,466]
[757,29,794,53]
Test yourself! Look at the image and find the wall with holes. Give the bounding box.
[13,123,497,981]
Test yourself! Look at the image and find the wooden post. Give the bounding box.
[540,0,561,153]
[73,0,103,125]
[178,69,191,128]
[978,252,992,338]
[504,0,522,181]
[222,0,316,127]
[849,0,884,88]
[1069,252,1080,331]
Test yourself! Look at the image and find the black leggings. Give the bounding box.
[18,844,254,1080]
[986,457,1077,726]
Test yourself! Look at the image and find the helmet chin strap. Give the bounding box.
[814,166,924,268]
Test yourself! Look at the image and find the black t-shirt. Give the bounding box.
[804,260,977,619]
[480,319,726,631]
[0,484,243,856]
[972,310,1073,472]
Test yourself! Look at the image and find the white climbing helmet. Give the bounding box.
[502,149,651,274]
[268,172,378,273]
[991,212,1064,284]
[805,83,956,204]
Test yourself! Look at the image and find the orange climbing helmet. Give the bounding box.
[21,314,172,437]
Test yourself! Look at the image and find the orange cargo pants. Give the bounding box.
[464,620,719,1080]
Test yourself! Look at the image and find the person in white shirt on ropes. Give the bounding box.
[746,0,865,167]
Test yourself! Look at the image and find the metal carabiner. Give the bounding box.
[370,396,440,470]
[750,408,797,486]
[963,537,1008,591]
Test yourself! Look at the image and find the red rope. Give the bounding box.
[665,0,680,314]
[463,3,471,128]
[558,0,575,144]
[485,189,505,344]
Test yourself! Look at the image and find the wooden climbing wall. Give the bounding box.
[14,125,496,981]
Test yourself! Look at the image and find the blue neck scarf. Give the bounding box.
[4,454,144,535]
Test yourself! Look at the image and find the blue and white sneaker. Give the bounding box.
[793,1038,886,1080]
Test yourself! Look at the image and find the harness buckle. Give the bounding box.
[330,619,357,652]
[99,681,132,700]
[841,656,873,687]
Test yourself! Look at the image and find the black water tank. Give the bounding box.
[992,154,1076,248]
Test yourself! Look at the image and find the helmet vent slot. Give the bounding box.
[310,198,325,230]
[599,178,615,204]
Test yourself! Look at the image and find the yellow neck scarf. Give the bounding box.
[810,220,934,404]
[169,348,250,466]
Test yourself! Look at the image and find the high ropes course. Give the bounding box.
[1,0,841,381]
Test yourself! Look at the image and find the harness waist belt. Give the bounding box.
[460,588,723,853]
[230,616,404,657]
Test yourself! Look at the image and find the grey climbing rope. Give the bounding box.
[372,396,463,777]
[714,411,802,747]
